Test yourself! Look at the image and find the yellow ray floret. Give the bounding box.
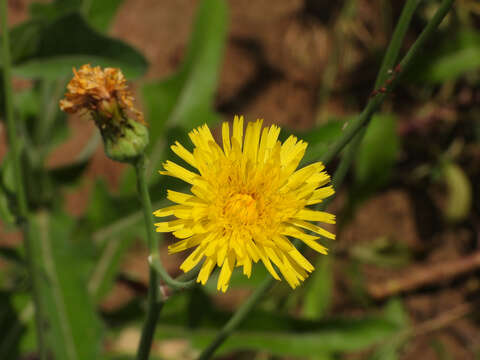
[154,116,335,292]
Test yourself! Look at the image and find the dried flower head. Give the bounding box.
[59,64,144,124]
[154,116,335,292]
[59,64,148,163]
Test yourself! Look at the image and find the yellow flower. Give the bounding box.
[155,116,335,292]
[59,64,144,124]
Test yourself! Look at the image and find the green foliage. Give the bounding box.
[12,13,147,80]
[441,162,472,223]
[287,120,345,165]
[368,299,409,360]
[124,0,228,190]
[154,301,404,357]
[411,30,480,83]
[32,212,103,360]
[0,292,25,359]
[303,256,333,318]
[83,0,125,32]
[30,0,124,33]
[350,237,411,268]
[355,113,400,192]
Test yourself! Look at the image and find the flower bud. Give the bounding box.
[60,64,148,162]
[103,117,149,163]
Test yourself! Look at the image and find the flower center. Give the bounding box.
[224,193,258,225]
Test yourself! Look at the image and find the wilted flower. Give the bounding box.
[60,64,148,162]
[154,116,335,292]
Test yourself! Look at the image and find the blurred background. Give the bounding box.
[1,0,480,359]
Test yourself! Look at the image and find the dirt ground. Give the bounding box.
[3,0,480,359]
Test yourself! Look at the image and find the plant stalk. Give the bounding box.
[320,0,455,165]
[197,279,275,360]
[134,155,163,360]
[0,1,47,359]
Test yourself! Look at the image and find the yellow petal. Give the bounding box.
[155,219,185,232]
[197,257,215,285]
[222,121,231,156]
[168,234,204,253]
[232,115,244,151]
[289,219,336,240]
[243,119,263,163]
[171,141,196,168]
[160,161,198,184]
[242,256,252,278]
[217,251,235,292]
[255,243,281,280]
[180,244,206,272]
[294,209,336,223]
[306,186,335,205]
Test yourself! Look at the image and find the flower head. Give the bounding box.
[155,116,335,292]
[59,64,148,162]
[59,64,144,123]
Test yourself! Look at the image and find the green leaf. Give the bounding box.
[350,237,411,268]
[29,0,82,21]
[411,30,480,83]
[32,211,103,360]
[12,12,148,80]
[283,120,345,165]
[30,0,124,33]
[303,256,333,318]
[48,160,91,185]
[149,298,405,357]
[86,180,137,230]
[155,314,401,357]
[119,0,227,191]
[84,181,142,302]
[0,292,25,359]
[89,237,134,302]
[86,0,124,32]
[6,21,43,65]
[441,162,472,223]
[355,113,399,192]
[369,299,409,360]
[294,120,345,146]
[0,246,23,265]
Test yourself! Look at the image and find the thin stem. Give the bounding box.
[149,255,197,290]
[135,155,162,360]
[136,265,163,360]
[1,3,26,214]
[197,279,275,360]
[0,2,47,359]
[196,1,455,358]
[134,155,196,359]
[136,156,197,290]
[320,0,454,165]
[375,0,421,88]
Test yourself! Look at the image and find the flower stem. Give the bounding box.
[320,0,455,165]
[0,2,47,359]
[195,0,455,358]
[134,155,163,360]
[134,154,196,359]
[197,279,275,360]
[374,0,421,89]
